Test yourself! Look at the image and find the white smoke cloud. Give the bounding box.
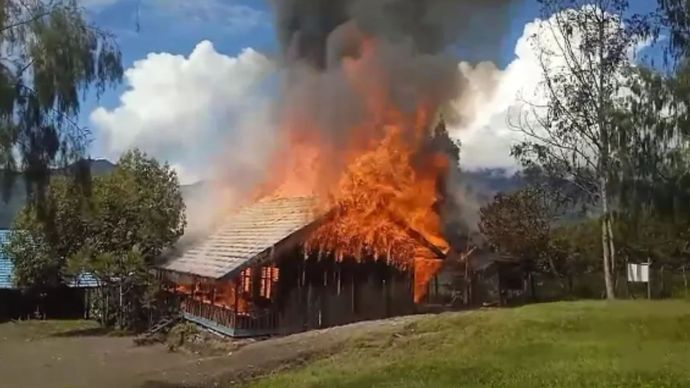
[90,40,276,184]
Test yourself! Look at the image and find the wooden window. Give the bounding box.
[259,266,279,299]
[241,268,252,293]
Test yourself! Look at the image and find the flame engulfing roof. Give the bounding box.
[160,197,319,279]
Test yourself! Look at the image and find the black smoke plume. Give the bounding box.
[272,0,519,69]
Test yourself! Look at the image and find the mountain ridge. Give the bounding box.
[1,164,525,229]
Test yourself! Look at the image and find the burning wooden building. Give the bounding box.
[158,196,446,337]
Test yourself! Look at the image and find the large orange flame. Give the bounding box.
[257,36,450,303]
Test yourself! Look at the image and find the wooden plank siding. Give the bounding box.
[170,251,415,338]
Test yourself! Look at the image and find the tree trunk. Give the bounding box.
[119,280,124,329]
[596,8,615,301]
[600,196,616,300]
[607,216,617,292]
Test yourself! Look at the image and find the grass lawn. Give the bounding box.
[247,301,690,388]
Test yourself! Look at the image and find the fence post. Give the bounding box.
[647,259,652,300]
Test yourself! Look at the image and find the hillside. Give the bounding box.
[0,159,117,228]
[244,301,690,388]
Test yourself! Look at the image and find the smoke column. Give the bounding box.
[268,0,520,244]
[185,1,521,245]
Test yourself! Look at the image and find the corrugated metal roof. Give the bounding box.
[0,229,13,289]
[69,273,100,288]
[0,229,99,289]
[160,196,319,279]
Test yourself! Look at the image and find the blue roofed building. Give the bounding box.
[0,229,13,289]
[0,228,100,320]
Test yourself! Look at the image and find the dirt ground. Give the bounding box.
[0,315,429,388]
[0,320,196,388]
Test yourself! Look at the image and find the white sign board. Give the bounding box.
[627,263,650,283]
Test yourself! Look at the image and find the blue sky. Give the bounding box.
[80,0,278,156]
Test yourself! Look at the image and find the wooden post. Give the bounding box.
[464,256,470,306]
[434,275,439,302]
[529,272,536,302]
[307,282,313,329]
[351,269,356,315]
[233,279,239,325]
[624,256,630,298]
[647,259,652,300]
[84,289,89,319]
[497,265,504,306]
[337,265,342,295]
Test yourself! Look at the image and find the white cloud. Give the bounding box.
[90,40,276,184]
[451,6,650,172]
[451,18,544,172]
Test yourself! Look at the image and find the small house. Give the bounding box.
[0,229,99,320]
[158,196,445,337]
[422,249,535,307]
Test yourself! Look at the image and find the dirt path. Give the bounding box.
[0,314,432,388]
[0,321,194,388]
[140,314,431,387]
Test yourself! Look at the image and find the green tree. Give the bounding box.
[87,149,187,261]
[70,150,186,328]
[511,0,656,299]
[658,0,690,62]
[4,150,185,328]
[479,186,571,288]
[0,0,122,207]
[2,176,89,292]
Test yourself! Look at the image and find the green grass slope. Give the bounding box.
[249,301,690,388]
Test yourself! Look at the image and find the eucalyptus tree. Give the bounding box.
[0,0,122,208]
[510,0,656,298]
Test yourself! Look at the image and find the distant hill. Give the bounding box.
[459,168,526,203]
[0,159,117,228]
[0,166,528,230]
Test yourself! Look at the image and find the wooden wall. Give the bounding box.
[273,249,415,335]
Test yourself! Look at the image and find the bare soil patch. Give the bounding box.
[0,320,195,388]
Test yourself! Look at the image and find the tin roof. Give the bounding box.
[0,229,100,289]
[160,196,319,279]
[0,229,12,288]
